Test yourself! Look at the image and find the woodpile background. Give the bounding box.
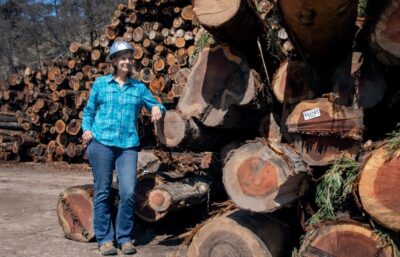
[2,0,400,256]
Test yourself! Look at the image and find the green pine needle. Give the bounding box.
[385,129,400,158]
[308,155,359,225]
[372,230,400,257]
[189,31,216,67]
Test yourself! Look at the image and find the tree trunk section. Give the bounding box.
[370,0,400,66]
[56,185,95,242]
[148,175,211,214]
[286,97,364,140]
[177,44,269,129]
[192,0,265,67]
[278,0,358,67]
[187,210,290,257]
[271,60,315,105]
[298,222,395,256]
[358,145,400,231]
[223,139,308,212]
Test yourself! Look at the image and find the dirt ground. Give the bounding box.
[0,162,190,257]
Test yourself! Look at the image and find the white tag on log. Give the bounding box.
[303,108,321,120]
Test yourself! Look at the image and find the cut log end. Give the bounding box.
[148,189,172,212]
[299,223,395,257]
[359,146,400,231]
[56,185,95,242]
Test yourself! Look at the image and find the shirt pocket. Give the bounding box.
[125,91,140,107]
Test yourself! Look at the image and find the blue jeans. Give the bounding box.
[87,139,138,246]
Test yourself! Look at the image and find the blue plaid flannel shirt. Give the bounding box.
[82,74,165,148]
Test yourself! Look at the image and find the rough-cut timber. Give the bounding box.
[278,0,358,66]
[358,146,400,231]
[370,0,400,66]
[292,134,361,166]
[192,0,264,67]
[187,210,290,257]
[331,52,386,109]
[271,60,315,104]
[177,44,268,129]
[298,222,395,256]
[56,185,95,242]
[223,140,308,212]
[148,175,211,214]
[286,97,364,140]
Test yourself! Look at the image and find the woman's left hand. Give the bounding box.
[151,106,162,122]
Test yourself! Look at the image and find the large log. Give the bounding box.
[154,110,228,150]
[298,222,395,256]
[57,185,95,242]
[187,210,290,257]
[192,0,265,67]
[292,134,361,166]
[57,185,119,242]
[331,52,386,109]
[370,0,400,66]
[286,97,364,140]
[358,145,400,231]
[271,60,315,105]
[278,0,358,67]
[223,139,308,212]
[177,44,269,129]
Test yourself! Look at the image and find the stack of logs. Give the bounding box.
[3,0,400,256]
[0,0,200,162]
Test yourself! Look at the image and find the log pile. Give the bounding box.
[2,0,400,255]
[0,0,200,162]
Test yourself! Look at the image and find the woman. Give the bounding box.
[82,40,165,256]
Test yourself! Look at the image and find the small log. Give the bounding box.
[55,120,66,134]
[139,67,154,83]
[358,145,400,231]
[370,0,400,66]
[0,122,24,131]
[148,176,211,217]
[177,44,269,129]
[66,119,81,136]
[271,60,315,104]
[298,222,395,256]
[0,112,18,122]
[223,139,308,212]
[187,210,290,257]
[69,42,92,54]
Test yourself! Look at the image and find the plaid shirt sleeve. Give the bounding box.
[82,80,99,132]
[141,84,166,113]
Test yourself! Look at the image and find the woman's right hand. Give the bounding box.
[82,130,93,144]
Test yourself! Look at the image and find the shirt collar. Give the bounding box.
[106,74,137,87]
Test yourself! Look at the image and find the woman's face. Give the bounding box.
[112,52,134,74]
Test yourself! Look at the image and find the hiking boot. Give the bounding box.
[98,242,117,256]
[120,241,137,255]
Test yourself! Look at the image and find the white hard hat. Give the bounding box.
[106,41,134,61]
